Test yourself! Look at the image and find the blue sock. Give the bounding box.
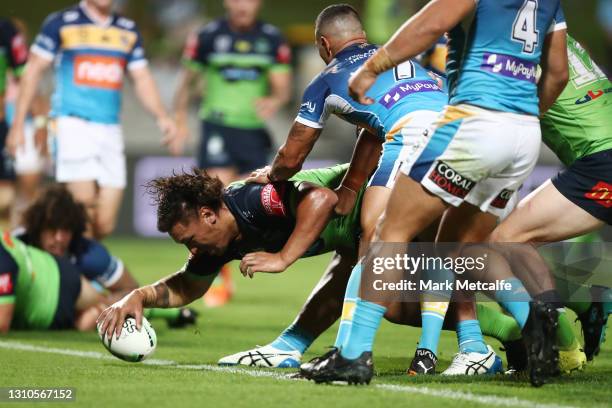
[340,299,386,360]
[334,263,362,348]
[456,319,488,353]
[418,304,446,355]
[269,324,314,354]
[418,268,452,355]
[496,278,531,329]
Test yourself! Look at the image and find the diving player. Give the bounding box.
[7,0,180,239]
[307,0,569,387]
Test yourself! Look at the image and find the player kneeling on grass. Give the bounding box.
[0,231,105,332]
[16,184,197,328]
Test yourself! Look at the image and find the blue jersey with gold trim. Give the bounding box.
[447,0,566,116]
[31,3,147,124]
[296,43,447,140]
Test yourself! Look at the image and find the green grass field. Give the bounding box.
[1,237,611,408]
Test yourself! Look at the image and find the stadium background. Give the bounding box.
[5,0,612,236]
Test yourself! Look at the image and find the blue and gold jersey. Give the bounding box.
[447,0,566,116]
[296,43,447,140]
[31,2,147,124]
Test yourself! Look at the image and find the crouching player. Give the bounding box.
[16,184,198,328]
[0,231,103,332]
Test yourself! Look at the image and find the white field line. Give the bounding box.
[0,340,576,408]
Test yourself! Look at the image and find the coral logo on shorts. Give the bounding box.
[0,273,13,296]
[261,184,286,216]
[74,55,125,89]
[428,161,475,199]
[491,189,515,209]
[585,181,612,208]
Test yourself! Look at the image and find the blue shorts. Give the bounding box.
[199,121,272,174]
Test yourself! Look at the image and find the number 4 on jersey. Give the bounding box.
[512,0,539,54]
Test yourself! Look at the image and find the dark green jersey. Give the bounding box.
[541,35,612,166]
[182,18,291,129]
[0,18,27,95]
[0,232,60,329]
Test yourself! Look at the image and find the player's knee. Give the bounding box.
[311,187,338,212]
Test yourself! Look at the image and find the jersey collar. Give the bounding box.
[79,1,113,28]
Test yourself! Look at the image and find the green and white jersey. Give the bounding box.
[0,232,60,330]
[0,18,28,95]
[541,35,612,166]
[182,18,291,129]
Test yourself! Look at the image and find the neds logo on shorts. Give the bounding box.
[428,161,475,199]
[74,55,125,89]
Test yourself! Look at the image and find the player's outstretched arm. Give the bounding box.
[247,122,322,184]
[129,66,180,155]
[538,29,569,114]
[240,183,338,276]
[335,129,381,215]
[6,53,52,156]
[349,0,475,103]
[97,271,214,340]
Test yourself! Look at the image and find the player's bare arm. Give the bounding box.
[240,183,338,276]
[538,29,569,114]
[97,270,213,339]
[103,266,140,304]
[172,67,200,143]
[129,66,180,155]
[247,122,322,183]
[255,70,291,120]
[349,0,475,104]
[335,129,381,215]
[6,53,52,156]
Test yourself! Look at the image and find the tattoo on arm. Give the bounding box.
[153,283,170,308]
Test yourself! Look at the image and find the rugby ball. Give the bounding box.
[98,317,157,362]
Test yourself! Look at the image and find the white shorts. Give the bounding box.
[53,116,126,188]
[401,104,541,217]
[15,122,48,175]
[368,110,439,188]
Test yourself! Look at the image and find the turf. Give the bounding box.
[1,237,611,408]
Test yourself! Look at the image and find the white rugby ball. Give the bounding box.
[98,317,157,362]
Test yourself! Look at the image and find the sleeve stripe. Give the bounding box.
[295,116,323,129]
[30,44,55,61]
[127,59,149,71]
[547,21,567,34]
[103,258,124,288]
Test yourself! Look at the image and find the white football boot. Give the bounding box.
[218,344,302,368]
[441,345,503,375]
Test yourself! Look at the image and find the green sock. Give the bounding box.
[477,304,521,342]
[145,308,181,321]
[556,310,579,351]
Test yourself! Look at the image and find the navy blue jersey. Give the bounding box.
[447,0,566,115]
[296,43,447,140]
[184,181,298,277]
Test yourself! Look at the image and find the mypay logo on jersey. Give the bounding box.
[74,55,125,90]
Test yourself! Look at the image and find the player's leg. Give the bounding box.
[54,117,100,236]
[93,187,124,239]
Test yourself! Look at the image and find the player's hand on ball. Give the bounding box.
[246,165,272,184]
[97,290,145,340]
[348,66,377,105]
[240,251,289,277]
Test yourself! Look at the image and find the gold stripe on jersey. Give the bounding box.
[60,25,137,53]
